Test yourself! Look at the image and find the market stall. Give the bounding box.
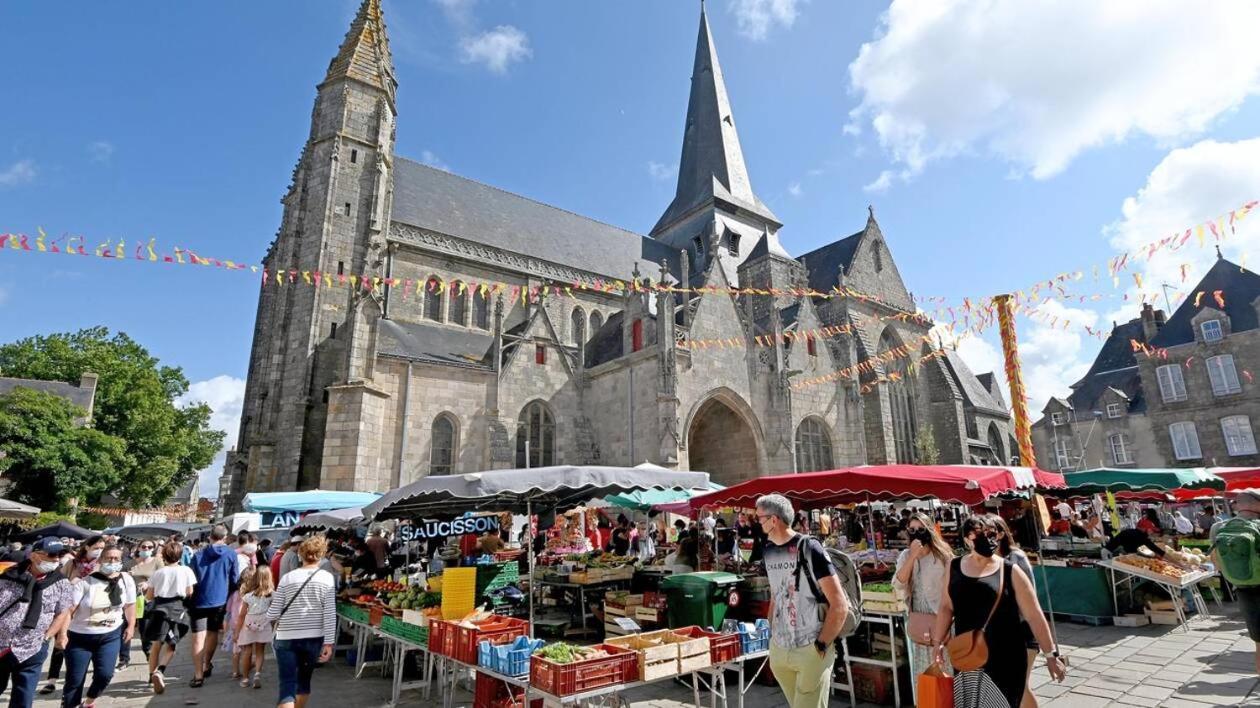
[0,498,39,520]
[243,489,382,529]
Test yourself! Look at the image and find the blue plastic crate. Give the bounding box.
[478,636,545,677]
[738,619,770,655]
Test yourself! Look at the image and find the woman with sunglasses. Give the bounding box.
[932,516,1065,708]
[120,542,164,670]
[893,512,952,679]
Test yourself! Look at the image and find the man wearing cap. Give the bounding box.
[0,539,75,708]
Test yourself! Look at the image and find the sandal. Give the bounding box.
[38,683,56,696]
[189,678,204,689]
[252,673,262,689]
[204,663,213,679]
[239,678,250,688]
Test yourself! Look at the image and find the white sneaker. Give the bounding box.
[151,670,166,694]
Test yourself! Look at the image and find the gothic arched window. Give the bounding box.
[449,281,467,325]
[589,311,604,340]
[473,289,489,329]
[880,329,918,463]
[430,414,457,475]
[516,401,555,468]
[571,307,586,346]
[424,277,443,322]
[794,418,834,473]
[987,424,1005,464]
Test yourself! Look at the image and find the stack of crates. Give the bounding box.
[602,591,645,636]
[476,562,520,610]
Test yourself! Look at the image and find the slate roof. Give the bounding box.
[586,311,627,368]
[798,230,862,293]
[976,372,1007,410]
[1061,318,1148,415]
[1150,257,1260,347]
[391,157,682,280]
[942,350,1007,416]
[0,377,94,412]
[377,318,494,369]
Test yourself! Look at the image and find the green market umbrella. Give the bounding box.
[603,483,724,512]
[1056,467,1225,496]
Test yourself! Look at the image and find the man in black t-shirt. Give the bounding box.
[1104,528,1165,557]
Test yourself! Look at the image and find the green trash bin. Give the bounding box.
[659,571,742,629]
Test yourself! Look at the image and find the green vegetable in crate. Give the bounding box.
[863,582,894,593]
[532,642,608,665]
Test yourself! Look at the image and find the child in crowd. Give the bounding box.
[225,565,256,680]
[234,566,275,689]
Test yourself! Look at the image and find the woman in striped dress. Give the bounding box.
[932,516,1066,708]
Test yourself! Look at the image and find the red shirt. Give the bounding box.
[1137,518,1159,535]
[270,550,283,581]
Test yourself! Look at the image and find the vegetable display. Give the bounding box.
[533,642,609,664]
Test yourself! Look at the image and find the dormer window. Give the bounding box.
[1106,403,1123,419]
[1201,320,1223,343]
[692,236,705,263]
[729,233,740,258]
[1051,412,1066,426]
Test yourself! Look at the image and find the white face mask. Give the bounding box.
[36,560,61,574]
[101,562,123,575]
[87,549,102,560]
[241,543,258,555]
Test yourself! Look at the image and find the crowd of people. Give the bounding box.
[0,525,349,708]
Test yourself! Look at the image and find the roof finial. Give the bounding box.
[1216,244,1224,260]
[867,204,875,220]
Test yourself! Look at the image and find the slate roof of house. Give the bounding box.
[377,318,494,369]
[391,158,682,281]
[942,350,1008,416]
[0,377,94,412]
[1150,256,1260,347]
[1064,318,1147,414]
[798,230,862,293]
[975,373,1007,409]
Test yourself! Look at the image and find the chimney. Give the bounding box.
[1140,303,1163,341]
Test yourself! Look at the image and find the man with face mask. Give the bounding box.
[0,538,75,708]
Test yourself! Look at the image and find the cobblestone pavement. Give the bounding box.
[27,605,1260,706]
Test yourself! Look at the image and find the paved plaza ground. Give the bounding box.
[27,604,1260,707]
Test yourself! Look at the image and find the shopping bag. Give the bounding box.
[916,663,954,708]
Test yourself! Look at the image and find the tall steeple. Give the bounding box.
[323,0,397,106]
[652,2,778,237]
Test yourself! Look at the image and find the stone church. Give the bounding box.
[219,0,1011,512]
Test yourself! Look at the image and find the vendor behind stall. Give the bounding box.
[1103,528,1165,558]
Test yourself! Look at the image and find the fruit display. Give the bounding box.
[533,642,611,665]
[1160,545,1207,569]
[386,587,441,611]
[1116,553,1191,579]
[368,580,408,594]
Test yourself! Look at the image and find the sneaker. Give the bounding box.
[252,673,262,690]
[239,678,249,689]
[117,659,130,671]
[38,682,56,696]
[151,671,166,694]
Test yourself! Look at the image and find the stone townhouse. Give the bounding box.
[218,0,1011,511]
[1033,254,1260,471]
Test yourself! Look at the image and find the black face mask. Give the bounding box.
[910,528,931,545]
[972,534,997,558]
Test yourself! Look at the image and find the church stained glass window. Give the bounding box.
[430,415,456,475]
[449,281,466,325]
[794,418,833,473]
[516,401,555,468]
[425,277,443,322]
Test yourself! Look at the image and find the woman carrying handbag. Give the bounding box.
[932,516,1066,708]
[892,512,952,678]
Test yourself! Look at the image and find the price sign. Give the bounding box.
[614,617,641,632]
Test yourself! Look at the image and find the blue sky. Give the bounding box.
[4,0,1260,494]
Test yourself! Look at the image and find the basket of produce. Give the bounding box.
[479,636,545,677]
[379,615,428,645]
[530,643,638,697]
[452,616,531,664]
[861,582,902,603]
[673,626,740,664]
[1115,554,1193,580]
[737,619,770,655]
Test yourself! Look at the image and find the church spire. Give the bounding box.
[324,0,396,103]
[651,2,777,236]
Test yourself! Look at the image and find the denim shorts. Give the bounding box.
[273,637,324,703]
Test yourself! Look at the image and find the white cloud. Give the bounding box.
[848,1,1260,180]
[787,181,803,198]
[460,25,532,74]
[421,149,451,172]
[433,0,476,29]
[0,160,35,188]
[647,161,677,182]
[730,0,802,42]
[88,141,114,163]
[863,170,895,193]
[177,375,246,499]
[1102,136,1260,324]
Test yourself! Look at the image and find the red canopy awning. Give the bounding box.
[678,465,1064,512]
[1171,467,1260,501]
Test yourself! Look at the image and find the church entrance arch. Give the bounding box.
[685,389,763,486]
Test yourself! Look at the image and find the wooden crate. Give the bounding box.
[668,631,712,673]
[633,607,663,623]
[606,630,681,681]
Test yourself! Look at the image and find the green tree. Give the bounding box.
[914,424,940,464]
[0,327,224,508]
[0,388,128,512]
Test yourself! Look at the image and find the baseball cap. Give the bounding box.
[31,538,66,556]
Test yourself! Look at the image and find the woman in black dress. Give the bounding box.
[932,516,1066,708]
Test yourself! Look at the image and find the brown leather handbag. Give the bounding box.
[947,562,1005,671]
[908,611,936,646]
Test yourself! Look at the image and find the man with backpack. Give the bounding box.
[1212,490,1260,674]
[755,494,855,708]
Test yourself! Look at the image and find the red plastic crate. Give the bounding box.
[452,617,530,664]
[530,644,638,697]
[642,591,666,609]
[429,620,458,658]
[673,626,741,664]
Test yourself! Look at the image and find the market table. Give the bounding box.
[1097,559,1216,632]
[535,577,633,637]
[1032,564,1116,622]
[375,633,438,707]
[338,616,390,678]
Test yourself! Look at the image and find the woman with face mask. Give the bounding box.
[989,514,1044,708]
[40,537,107,697]
[892,511,953,679]
[932,516,1065,708]
[118,542,163,671]
[60,545,137,708]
